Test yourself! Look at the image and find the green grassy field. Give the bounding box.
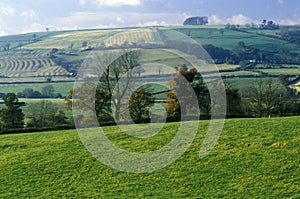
[0,82,74,96]
[254,68,300,76]
[173,27,299,53]
[0,117,299,198]
[225,77,283,97]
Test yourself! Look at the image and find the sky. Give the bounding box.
[0,0,299,36]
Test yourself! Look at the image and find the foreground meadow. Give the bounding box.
[0,117,299,198]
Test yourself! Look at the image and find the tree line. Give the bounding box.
[67,51,300,128]
[1,50,299,133]
[0,93,70,134]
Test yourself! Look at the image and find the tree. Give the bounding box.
[132,65,145,77]
[219,29,225,36]
[22,88,34,98]
[225,84,243,117]
[32,33,37,41]
[4,43,10,51]
[68,43,74,50]
[70,50,141,124]
[82,41,88,48]
[129,89,154,123]
[49,48,58,58]
[99,50,141,122]
[0,93,24,129]
[225,23,231,29]
[192,74,211,118]
[41,85,55,97]
[183,16,208,25]
[166,65,198,120]
[237,41,246,50]
[66,83,113,124]
[27,100,66,128]
[262,19,267,27]
[165,91,181,120]
[251,78,280,117]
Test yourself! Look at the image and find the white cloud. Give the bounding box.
[21,22,69,34]
[0,30,8,37]
[21,9,37,18]
[206,14,254,25]
[54,12,185,29]
[94,0,141,7]
[137,20,169,27]
[208,15,222,24]
[79,0,87,6]
[226,14,252,25]
[0,3,15,16]
[278,18,300,25]
[116,17,124,23]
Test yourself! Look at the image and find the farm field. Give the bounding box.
[0,82,74,97]
[173,27,300,53]
[0,26,299,91]
[0,116,299,198]
[254,68,300,75]
[225,77,284,97]
[20,98,71,116]
[0,97,71,126]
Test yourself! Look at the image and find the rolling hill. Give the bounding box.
[0,116,299,198]
[0,26,299,94]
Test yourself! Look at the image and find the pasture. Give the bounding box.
[173,27,299,54]
[0,26,300,91]
[0,82,74,97]
[0,116,299,198]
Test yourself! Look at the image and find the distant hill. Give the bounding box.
[0,25,299,92]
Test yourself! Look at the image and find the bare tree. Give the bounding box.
[251,78,279,117]
[98,49,141,122]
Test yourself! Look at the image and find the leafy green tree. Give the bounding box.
[32,34,37,41]
[0,93,24,129]
[82,41,88,48]
[42,85,55,97]
[166,65,197,120]
[27,100,66,128]
[219,29,225,36]
[225,84,243,117]
[65,84,112,123]
[192,74,211,118]
[237,41,246,50]
[165,91,181,120]
[22,88,34,98]
[129,89,154,123]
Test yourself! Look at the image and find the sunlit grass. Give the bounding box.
[0,117,299,198]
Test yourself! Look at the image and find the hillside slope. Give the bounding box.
[0,26,299,91]
[0,117,299,198]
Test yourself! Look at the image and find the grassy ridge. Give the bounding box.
[0,117,299,198]
[174,27,300,53]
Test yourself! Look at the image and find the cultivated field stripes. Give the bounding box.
[104,28,163,47]
[0,58,59,77]
[36,66,69,77]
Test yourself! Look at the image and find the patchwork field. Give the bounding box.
[0,26,299,91]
